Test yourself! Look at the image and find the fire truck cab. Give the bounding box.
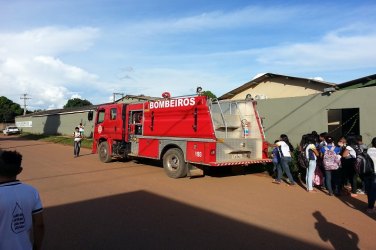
[92,93,271,178]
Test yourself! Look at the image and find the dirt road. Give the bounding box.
[1,136,375,249]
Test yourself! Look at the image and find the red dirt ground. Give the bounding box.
[1,136,375,249]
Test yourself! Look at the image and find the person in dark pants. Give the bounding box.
[341,136,358,196]
[363,175,376,213]
[321,135,341,196]
[270,134,296,185]
[73,127,82,157]
[363,137,376,213]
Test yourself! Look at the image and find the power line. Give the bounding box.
[113,92,124,102]
[20,93,31,116]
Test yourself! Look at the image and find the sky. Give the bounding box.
[1,0,375,110]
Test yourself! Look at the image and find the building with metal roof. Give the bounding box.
[219,73,336,100]
[15,95,156,137]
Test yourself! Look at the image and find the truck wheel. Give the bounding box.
[98,141,112,163]
[163,148,187,178]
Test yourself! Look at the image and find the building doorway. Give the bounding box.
[327,108,359,140]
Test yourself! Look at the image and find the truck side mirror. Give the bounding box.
[88,111,93,121]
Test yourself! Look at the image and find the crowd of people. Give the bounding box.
[270,132,376,214]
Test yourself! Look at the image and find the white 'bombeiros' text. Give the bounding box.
[149,97,196,109]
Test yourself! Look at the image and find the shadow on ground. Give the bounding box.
[44,190,331,250]
[313,211,360,250]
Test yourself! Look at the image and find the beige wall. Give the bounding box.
[232,79,330,100]
[255,87,376,147]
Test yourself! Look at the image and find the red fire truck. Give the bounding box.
[92,91,271,178]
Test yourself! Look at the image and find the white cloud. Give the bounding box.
[101,23,376,98]
[170,6,295,31]
[0,26,99,57]
[70,94,82,99]
[252,73,267,80]
[117,67,231,98]
[34,56,97,82]
[253,25,376,70]
[179,24,376,77]
[0,26,100,110]
[311,77,324,81]
[122,6,297,35]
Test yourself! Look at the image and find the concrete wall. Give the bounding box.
[256,86,376,147]
[16,110,96,138]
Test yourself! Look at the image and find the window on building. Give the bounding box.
[327,108,359,140]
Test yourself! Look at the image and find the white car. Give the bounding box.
[3,126,20,135]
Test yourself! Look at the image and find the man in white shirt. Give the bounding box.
[0,150,44,250]
[73,126,83,157]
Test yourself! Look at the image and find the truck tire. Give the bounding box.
[98,141,112,163]
[163,148,188,178]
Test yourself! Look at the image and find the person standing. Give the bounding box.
[355,135,367,195]
[321,135,341,196]
[297,134,310,182]
[0,150,45,250]
[271,140,282,183]
[342,136,358,197]
[360,137,376,213]
[272,134,296,185]
[306,134,320,192]
[319,132,328,149]
[78,122,85,137]
[73,126,82,157]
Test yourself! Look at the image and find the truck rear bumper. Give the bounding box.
[208,159,272,167]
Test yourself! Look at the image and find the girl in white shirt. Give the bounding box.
[305,135,319,192]
[273,134,296,185]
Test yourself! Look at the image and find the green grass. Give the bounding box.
[19,133,93,149]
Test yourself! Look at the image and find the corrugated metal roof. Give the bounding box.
[337,74,376,90]
[17,104,101,118]
[219,73,336,100]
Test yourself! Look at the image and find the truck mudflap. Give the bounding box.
[209,159,272,166]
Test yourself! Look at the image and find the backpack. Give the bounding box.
[297,146,309,169]
[313,167,323,186]
[354,150,375,179]
[322,146,340,170]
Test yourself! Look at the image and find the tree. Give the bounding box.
[0,96,23,122]
[63,98,93,109]
[202,90,217,99]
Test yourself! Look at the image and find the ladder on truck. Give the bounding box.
[209,98,247,138]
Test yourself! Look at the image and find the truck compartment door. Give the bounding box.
[186,141,206,163]
[138,138,159,158]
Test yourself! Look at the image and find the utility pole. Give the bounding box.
[20,94,31,116]
[113,92,124,103]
